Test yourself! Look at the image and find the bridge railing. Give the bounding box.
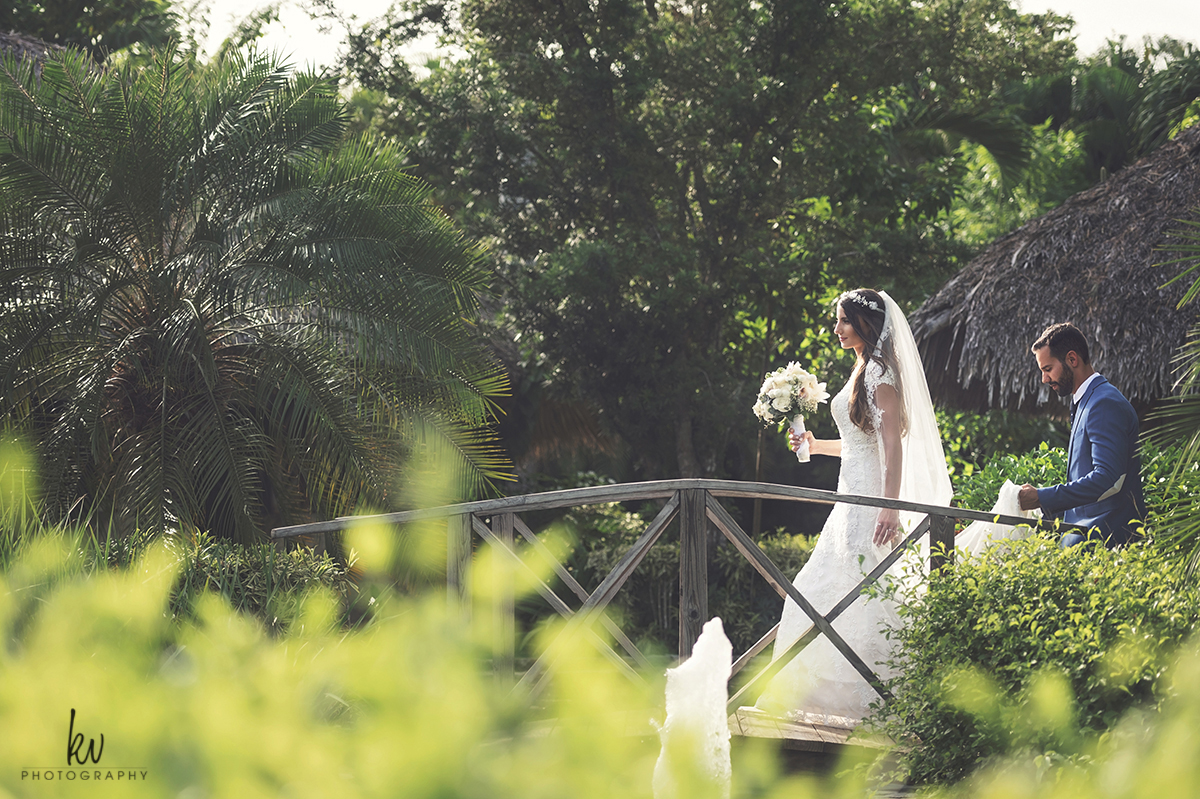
[272,479,1081,712]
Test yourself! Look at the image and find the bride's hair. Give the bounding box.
[839,288,908,435]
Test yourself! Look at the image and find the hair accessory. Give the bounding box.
[839,291,882,313]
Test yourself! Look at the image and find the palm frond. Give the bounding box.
[0,45,511,541]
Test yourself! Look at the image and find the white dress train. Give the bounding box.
[956,479,1039,555]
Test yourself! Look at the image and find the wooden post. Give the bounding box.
[447,513,471,620]
[678,488,708,659]
[929,513,955,572]
[493,512,515,682]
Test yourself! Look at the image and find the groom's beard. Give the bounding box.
[1052,365,1077,397]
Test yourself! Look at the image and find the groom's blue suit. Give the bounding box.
[1037,376,1146,547]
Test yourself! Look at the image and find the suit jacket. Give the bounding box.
[1037,376,1146,545]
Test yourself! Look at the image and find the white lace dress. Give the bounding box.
[755,365,902,725]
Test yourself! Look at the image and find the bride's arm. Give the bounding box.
[788,428,841,457]
[873,383,903,545]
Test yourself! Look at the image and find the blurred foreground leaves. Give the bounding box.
[0,531,672,799]
[8,439,1200,799]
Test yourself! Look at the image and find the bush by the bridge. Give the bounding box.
[861,441,1200,786]
[0,533,681,798]
[950,441,1068,521]
[951,440,1200,537]
[868,533,1199,785]
[0,525,354,637]
[9,448,1200,797]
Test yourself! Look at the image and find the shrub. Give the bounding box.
[1137,442,1200,565]
[938,409,1067,479]
[0,524,354,636]
[0,533,677,799]
[167,534,355,635]
[868,535,1199,785]
[952,440,1200,542]
[951,441,1068,517]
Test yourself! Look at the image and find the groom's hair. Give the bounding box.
[1032,322,1091,365]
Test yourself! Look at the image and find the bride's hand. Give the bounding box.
[787,429,815,454]
[874,508,902,547]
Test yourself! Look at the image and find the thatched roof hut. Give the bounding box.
[0,31,66,64]
[911,124,1200,417]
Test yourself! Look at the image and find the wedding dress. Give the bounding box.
[754,291,952,726]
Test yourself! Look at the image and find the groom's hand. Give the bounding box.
[1018,484,1041,510]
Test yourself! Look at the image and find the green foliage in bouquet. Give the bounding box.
[868,536,1199,785]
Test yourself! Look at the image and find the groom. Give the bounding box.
[1017,323,1146,548]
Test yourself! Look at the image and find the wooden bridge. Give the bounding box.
[272,479,1074,757]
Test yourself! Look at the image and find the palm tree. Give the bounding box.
[1006,38,1200,184]
[1145,219,1200,571]
[0,45,510,543]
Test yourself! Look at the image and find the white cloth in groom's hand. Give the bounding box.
[957,480,1040,556]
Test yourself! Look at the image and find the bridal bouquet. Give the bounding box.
[752,363,829,462]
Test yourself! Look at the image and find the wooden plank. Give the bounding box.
[514,494,681,696]
[575,493,680,618]
[275,480,692,535]
[729,708,831,752]
[705,495,892,703]
[929,513,955,572]
[512,516,652,670]
[730,623,778,678]
[493,513,515,682]
[470,517,573,617]
[678,488,709,658]
[446,514,471,620]
[730,708,890,752]
[272,478,1083,538]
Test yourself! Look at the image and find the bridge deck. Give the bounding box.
[729,706,891,754]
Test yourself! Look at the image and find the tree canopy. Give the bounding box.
[0,0,181,62]
[340,0,1077,482]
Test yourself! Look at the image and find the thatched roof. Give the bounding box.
[0,31,66,63]
[911,124,1200,417]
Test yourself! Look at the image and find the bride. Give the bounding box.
[755,288,953,725]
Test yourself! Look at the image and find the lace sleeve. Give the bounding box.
[863,361,898,435]
[863,360,904,514]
